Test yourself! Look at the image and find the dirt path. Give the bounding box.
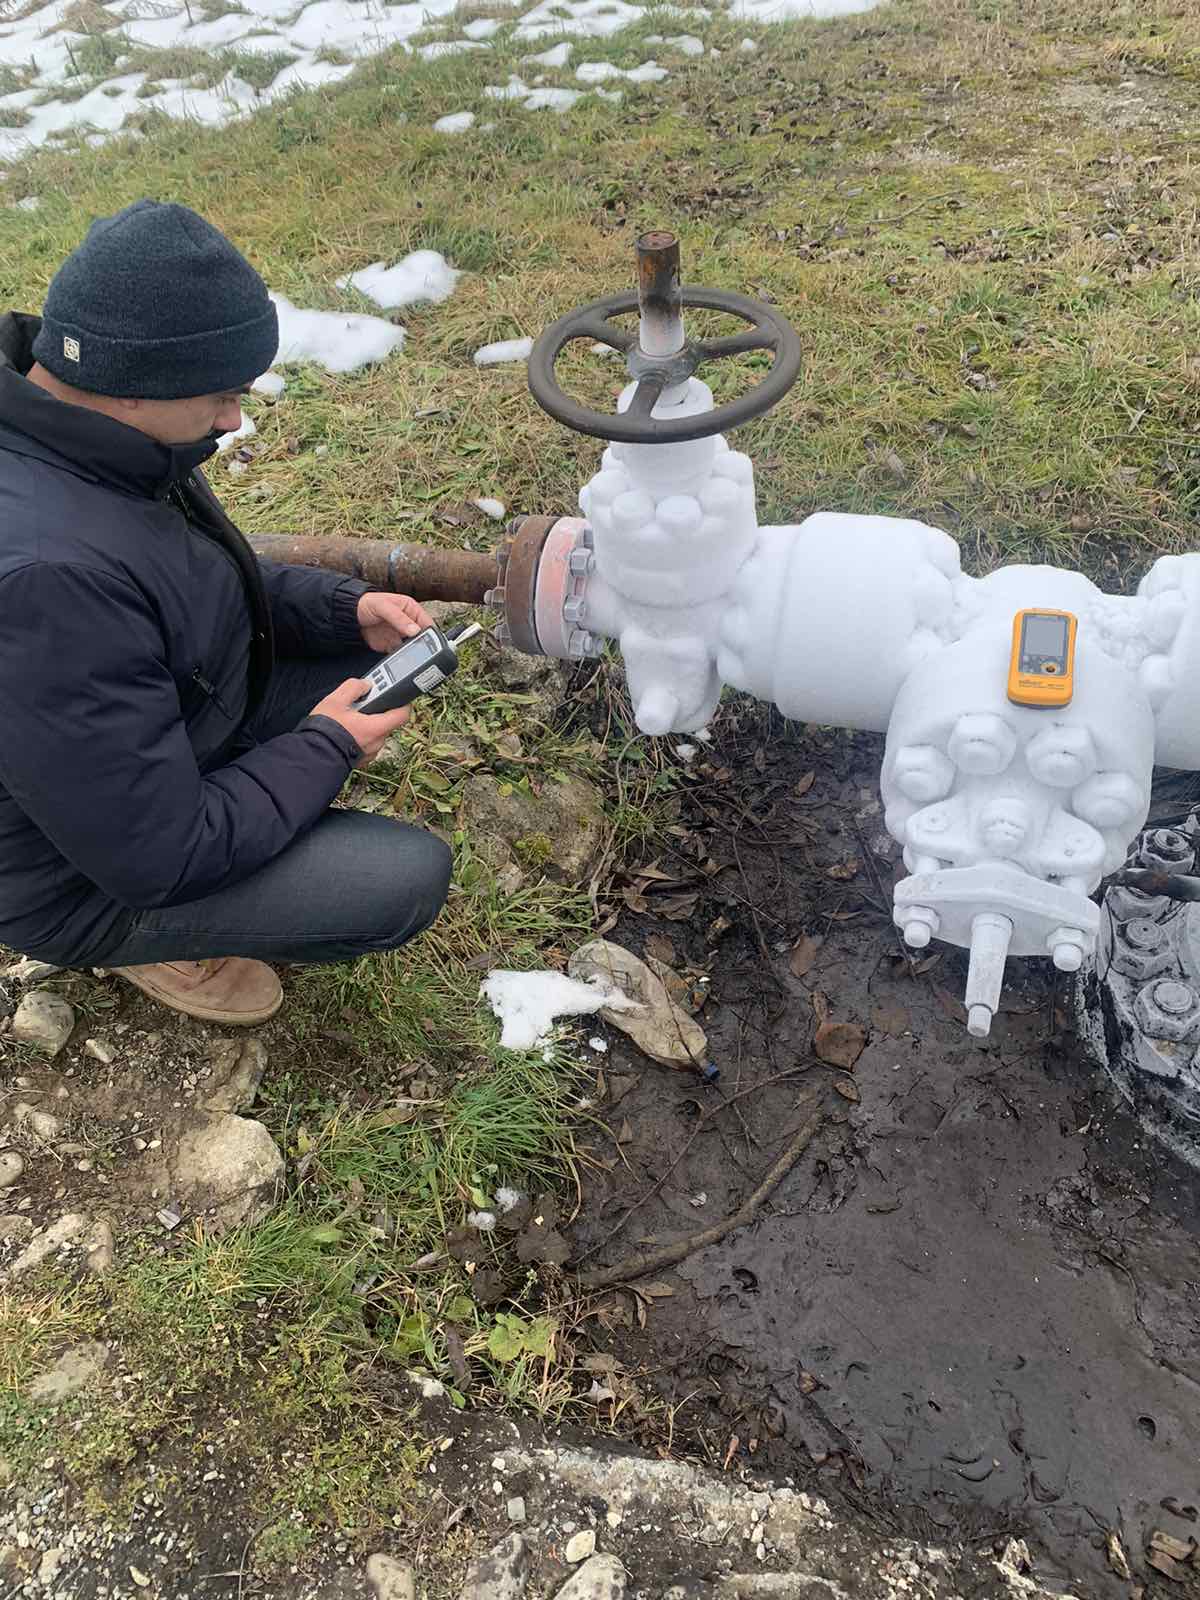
[568,709,1200,1600]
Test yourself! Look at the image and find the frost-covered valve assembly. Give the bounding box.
[491,231,1200,1038]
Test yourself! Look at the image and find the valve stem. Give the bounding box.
[636,230,685,358]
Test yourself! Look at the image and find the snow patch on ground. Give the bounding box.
[433,110,477,133]
[251,371,287,397]
[481,969,635,1051]
[576,58,667,82]
[0,0,879,162]
[474,337,534,366]
[473,497,507,519]
[336,249,460,309]
[271,293,406,372]
[216,411,257,452]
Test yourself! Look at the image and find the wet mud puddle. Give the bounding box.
[569,715,1200,1599]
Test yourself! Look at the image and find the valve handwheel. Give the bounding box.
[527,233,802,445]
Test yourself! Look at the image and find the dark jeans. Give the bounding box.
[93,651,452,967]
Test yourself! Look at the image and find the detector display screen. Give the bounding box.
[388,634,437,675]
[1021,613,1068,664]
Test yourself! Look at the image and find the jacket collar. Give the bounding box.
[0,311,217,500]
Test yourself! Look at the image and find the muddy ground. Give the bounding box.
[567,708,1200,1600]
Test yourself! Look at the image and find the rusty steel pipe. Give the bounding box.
[636,229,685,358]
[249,534,498,605]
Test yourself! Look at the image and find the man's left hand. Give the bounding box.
[357,592,435,652]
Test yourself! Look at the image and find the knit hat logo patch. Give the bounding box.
[62,336,80,363]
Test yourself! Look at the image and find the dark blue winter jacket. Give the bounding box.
[0,312,370,964]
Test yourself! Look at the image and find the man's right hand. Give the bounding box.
[309,679,411,764]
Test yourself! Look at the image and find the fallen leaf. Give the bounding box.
[932,985,967,1024]
[790,934,824,979]
[707,913,733,941]
[795,771,816,797]
[723,1434,740,1470]
[635,1281,675,1298]
[644,933,677,966]
[1147,1550,1185,1583]
[1106,1532,1133,1581]
[871,999,911,1036]
[798,1370,822,1394]
[834,1078,861,1103]
[659,893,700,922]
[827,858,860,881]
[1150,1531,1197,1563]
[814,1020,868,1070]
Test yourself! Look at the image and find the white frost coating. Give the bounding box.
[534,353,1200,1033]
[525,42,573,65]
[13,195,41,212]
[739,35,759,48]
[473,497,507,519]
[251,371,286,397]
[576,59,668,82]
[525,84,583,109]
[271,293,406,372]
[336,250,460,309]
[433,111,477,133]
[480,969,635,1050]
[465,16,503,37]
[216,412,256,452]
[474,337,534,366]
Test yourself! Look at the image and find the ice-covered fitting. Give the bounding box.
[520,231,1200,1034]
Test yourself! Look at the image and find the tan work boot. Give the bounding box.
[111,958,282,1025]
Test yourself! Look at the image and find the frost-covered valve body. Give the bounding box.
[508,231,1200,1035]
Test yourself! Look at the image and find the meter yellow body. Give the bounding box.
[1007,609,1077,708]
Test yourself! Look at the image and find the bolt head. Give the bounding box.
[568,548,596,575]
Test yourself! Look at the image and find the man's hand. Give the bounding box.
[310,679,411,765]
[357,592,434,652]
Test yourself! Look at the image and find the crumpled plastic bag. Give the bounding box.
[568,938,707,1069]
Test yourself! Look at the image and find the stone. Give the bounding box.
[565,1531,597,1565]
[84,1038,115,1065]
[556,1556,625,1599]
[38,1547,67,1586]
[0,1215,34,1245]
[170,1114,284,1229]
[0,1151,24,1188]
[458,773,605,883]
[365,1553,416,1600]
[202,1037,268,1114]
[7,1212,90,1277]
[23,1109,61,1143]
[27,1340,111,1404]
[0,1455,13,1485]
[84,1216,116,1275]
[11,989,74,1056]
[459,1532,530,1600]
[506,1495,527,1523]
[5,957,61,984]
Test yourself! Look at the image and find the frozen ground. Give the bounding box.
[0,0,881,164]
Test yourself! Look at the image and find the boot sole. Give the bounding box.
[112,966,283,1026]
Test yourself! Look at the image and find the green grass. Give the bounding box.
[4,0,1200,1572]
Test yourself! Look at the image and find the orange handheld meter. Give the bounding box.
[1007,609,1077,708]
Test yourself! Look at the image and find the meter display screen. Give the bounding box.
[1020,613,1068,669]
[398,634,437,668]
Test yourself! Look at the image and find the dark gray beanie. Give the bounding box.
[33,199,279,399]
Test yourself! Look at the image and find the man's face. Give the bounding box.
[125,386,250,446]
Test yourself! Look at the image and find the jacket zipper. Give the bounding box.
[192,667,234,721]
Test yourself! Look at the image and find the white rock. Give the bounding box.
[365,1553,416,1600]
[84,1038,115,1065]
[507,1496,527,1523]
[5,956,60,982]
[170,1114,284,1229]
[565,1529,597,1563]
[11,989,75,1056]
[38,1548,67,1586]
[8,1211,90,1277]
[84,1216,116,1275]
[556,1554,626,1598]
[0,1214,34,1244]
[0,1151,25,1188]
[23,1108,62,1142]
[27,1340,111,1405]
[202,1037,268,1114]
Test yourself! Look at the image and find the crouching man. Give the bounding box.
[0,199,451,1025]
